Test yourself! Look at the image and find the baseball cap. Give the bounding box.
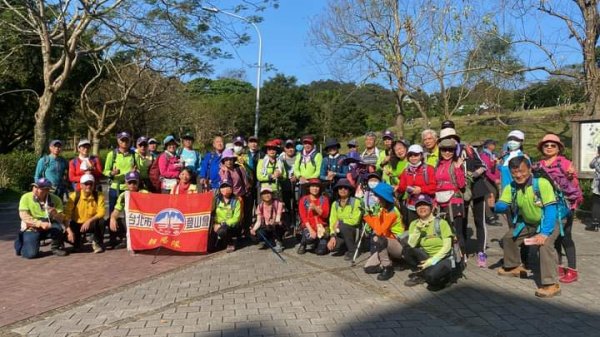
[233,136,245,145]
[382,130,394,140]
[219,180,233,188]
[77,139,91,147]
[136,136,148,145]
[163,135,178,145]
[415,194,433,206]
[125,171,140,182]
[31,178,52,189]
[302,135,314,144]
[507,130,525,141]
[407,144,424,154]
[148,138,158,145]
[285,139,295,147]
[80,174,95,184]
[260,186,273,194]
[347,139,357,148]
[117,132,130,140]
[49,139,62,147]
[248,136,258,142]
[364,131,376,138]
[181,132,195,140]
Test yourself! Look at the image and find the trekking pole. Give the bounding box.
[351,224,369,267]
[257,229,286,263]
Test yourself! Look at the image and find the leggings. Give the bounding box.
[464,197,488,253]
[441,204,465,252]
[593,194,600,224]
[555,214,576,269]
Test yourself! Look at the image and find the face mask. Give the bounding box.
[507,140,521,151]
[233,146,243,154]
[368,181,379,189]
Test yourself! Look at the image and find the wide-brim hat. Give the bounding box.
[163,135,179,145]
[537,133,564,152]
[367,172,381,181]
[439,138,458,149]
[333,178,353,191]
[439,128,460,143]
[341,151,361,165]
[220,148,237,162]
[372,182,395,204]
[324,138,340,150]
[507,130,525,141]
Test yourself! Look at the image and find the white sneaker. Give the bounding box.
[92,241,104,254]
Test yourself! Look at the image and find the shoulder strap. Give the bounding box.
[422,165,429,185]
[434,216,441,237]
[449,162,457,187]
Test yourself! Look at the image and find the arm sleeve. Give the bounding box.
[540,203,557,236]
[293,155,302,179]
[103,151,114,178]
[494,201,509,213]
[68,160,77,184]
[256,159,269,183]
[298,196,309,227]
[320,197,330,221]
[397,172,407,193]
[199,153,209,178]
[454,163,466,189]
[319,157,329,181]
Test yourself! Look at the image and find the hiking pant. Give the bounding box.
[402,246,453,287]
[300,228,328,255]
[255,225,285,243]
[69,219,104,249]
[108,188,120,214]
[281,181,297,230]
[242,194,254,235]
[333,222,360,255]
[109,218,127,245]
[441,203,466,252]
[364,235,403,268]
[19,227,64,259]
[502,222,559,285]
[213,224,239,248]
[593,194,600,225]
[464,196,488,253]
[555,214,576,269]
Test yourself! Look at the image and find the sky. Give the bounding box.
[207,1,584,88]
[209,1,329,85]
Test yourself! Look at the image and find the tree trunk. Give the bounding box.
[393,90,405,137]
[91,130,101,156]
[33,93,54,156]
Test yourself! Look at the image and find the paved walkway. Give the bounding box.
[2,214,600,337]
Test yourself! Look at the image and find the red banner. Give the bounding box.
[125,191,213,253]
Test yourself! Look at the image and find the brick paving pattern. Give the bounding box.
[2,199,600,336]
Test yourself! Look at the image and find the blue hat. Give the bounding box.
[163,135,178,145]
[117,131,130,140]
[414,194,433,207]
[31,178,52,189]
[49,139,62,147]
[342,151,361,165]
[295,144,304,152]
[372,182,395,204]
[125,171,140,182]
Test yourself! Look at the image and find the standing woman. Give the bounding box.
[158,135,183,193]
[382,140,409,189]
[535,133,583,283]
[434,138,467,254]
[397,145,437,228]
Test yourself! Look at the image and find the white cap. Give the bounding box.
[407,144,424,154]
[439,128,458,140]
[78,139,91,147]
[507,130,525,141]
[80,174,95,184]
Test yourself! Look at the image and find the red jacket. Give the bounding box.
[397,164,436,207]
[435,158,466,206]
[68,156,103,191]
[298,194,330,231]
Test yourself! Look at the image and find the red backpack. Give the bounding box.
[147,153,164,192]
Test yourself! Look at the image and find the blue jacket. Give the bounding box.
[320,154,348,183]
[34,155,68,189]
[200,151,222,189]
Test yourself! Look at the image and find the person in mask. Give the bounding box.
[397,145,437,228]
[320,139,347,197]
[499,130,529,190]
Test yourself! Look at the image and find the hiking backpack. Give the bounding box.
[147,153,164,192]
[533,159,583,210]
[433,216,465,275]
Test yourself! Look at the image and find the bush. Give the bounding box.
[0,151,39,192]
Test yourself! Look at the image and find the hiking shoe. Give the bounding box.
[92,242,104,254]
[331,250,345,257]
[52,248,69,257]
[486,216,502,226]
[558,265,566,278]
[114,241,127,250]
[364,265,383,274]
[585,223,599,232]
[559,268,578,284]
[377,266,394,281]
[404,275,426,287]
[344,251,354,261]
[297,244,306,255]
[274,240,283,253]
[497,265,528,278]
[535,284,561,298]
[477,252,487,268]
[226,245,235,253]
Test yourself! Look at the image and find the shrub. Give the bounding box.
[0,151,39,192]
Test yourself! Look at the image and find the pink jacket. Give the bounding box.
[219,165,248,197]
[479,150,500,184]
[158,152,181,179]
[435,158,466,205]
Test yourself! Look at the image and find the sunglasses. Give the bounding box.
[543,143,558,149]
[138,143,148,147]
[440,148,455,152]
[408,153,421,157]
[82,182,94,186]
[126,181,138,185]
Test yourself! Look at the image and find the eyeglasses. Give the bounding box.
[440,148,454,153]
[543,143,558,149]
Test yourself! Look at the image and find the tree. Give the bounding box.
[510,1,600,116]
[259,74,310,139]
[0,0,277,155]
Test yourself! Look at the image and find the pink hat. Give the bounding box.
[220,148,237,162]
[537,134,564,152]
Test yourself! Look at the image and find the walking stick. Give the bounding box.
[351,224,369,266]
[257,230,286,263]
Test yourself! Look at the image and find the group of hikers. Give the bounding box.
[16,119,596,298]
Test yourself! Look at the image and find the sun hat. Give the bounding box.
[78,139,91,147]
[537,133,564,152]
[372,182,395,204]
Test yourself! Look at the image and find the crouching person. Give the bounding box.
[297,178,330,255]
[64,174,106,253]
[213,180,242,253]
[108,171,148,249]
[15,178,68,258]
[363,182,404,281]
[403,194,455,291]
[251,186,285,252]
[327,179,363,260]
